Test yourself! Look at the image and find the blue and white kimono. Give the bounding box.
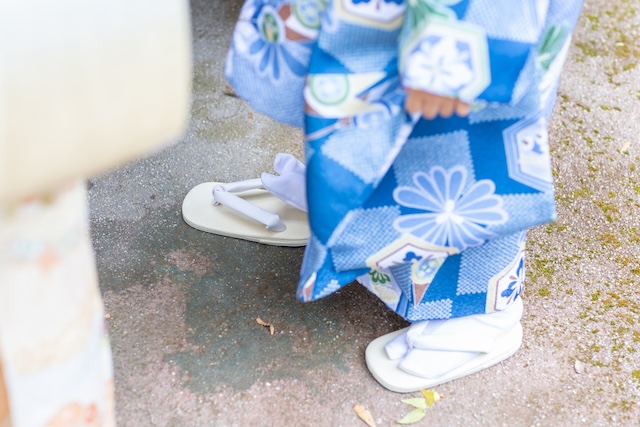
[226,0,583,321]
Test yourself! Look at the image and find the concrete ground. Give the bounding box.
[88,0,640,425]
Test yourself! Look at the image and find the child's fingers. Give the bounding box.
[404,90,424,114]
[438,99,456,118]
[421,93,441,120]
[405,89,470,120]
[455,100,470,117]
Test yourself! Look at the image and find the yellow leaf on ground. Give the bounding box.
[353,403,376,427]
[401,398,427,409]
[397,408,426,425]
[420,390,442,407]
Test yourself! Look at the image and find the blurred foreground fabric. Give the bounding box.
[0,0,191,424]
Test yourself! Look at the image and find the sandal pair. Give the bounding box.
[182,153,523,392]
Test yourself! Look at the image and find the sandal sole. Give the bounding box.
[182,182,309,246]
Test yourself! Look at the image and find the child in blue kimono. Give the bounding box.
[224,0,584,391]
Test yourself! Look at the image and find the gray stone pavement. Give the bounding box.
[88,0,640,425]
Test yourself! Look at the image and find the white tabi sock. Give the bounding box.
[384,298,524,379]
[261,153,307,212]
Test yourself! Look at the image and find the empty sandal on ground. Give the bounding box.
[365,298,524,393]
[182,153,310,246]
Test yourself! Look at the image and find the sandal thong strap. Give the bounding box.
[212,179,286,232]
[405,332,496,353]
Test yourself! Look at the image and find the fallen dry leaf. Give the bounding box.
[619,141,630,153]
[397,408,425,425]
[401,398,427,409]
[397,390,441,424]
[223,84,238,98]
[353,404,376,427]
[256,317,275,335]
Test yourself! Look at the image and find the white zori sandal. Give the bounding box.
[366,298,524,393]
[182,153,310,246]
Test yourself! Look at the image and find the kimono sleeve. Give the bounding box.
[398,1,557,105]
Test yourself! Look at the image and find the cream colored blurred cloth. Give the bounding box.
[0,0,191,203]
[0,181,115,427]
[0,0,191,425]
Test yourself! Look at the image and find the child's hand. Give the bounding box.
[405,88,470,120]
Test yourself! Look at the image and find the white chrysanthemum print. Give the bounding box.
[393,166,508,250]
[403,35,474,97]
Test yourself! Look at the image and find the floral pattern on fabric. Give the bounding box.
[358,268,402,311]
[233,0,317,81]
[485,232,526,312]
[403,36,475,97]
[399,17,491,102]
[393,166,507,250]
[228,0,584,320]
[226,0,324,126]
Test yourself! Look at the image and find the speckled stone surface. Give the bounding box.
[89,0,640,425]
